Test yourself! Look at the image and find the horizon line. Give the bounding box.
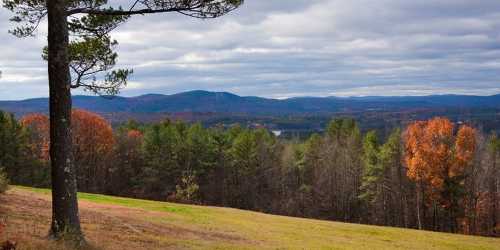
[1,89,500,102]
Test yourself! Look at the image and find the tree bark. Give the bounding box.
[47,0,83,241]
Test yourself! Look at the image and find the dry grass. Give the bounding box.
[0,188,248,249]
[1,186,499,250]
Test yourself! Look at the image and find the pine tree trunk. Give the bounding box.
[47,0,83,241]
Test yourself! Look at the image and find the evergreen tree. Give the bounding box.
[0,111,30,184]
[359,131,381,203]
[229,130,258,208]
[110,127,144,196]
[378,128,407,227]
[142,121,183,199]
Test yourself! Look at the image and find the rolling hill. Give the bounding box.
[1,90,499,117]
[1,186,499,249]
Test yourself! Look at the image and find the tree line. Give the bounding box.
[0,109,498,236]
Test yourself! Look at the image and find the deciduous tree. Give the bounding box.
[485,133,500,235]
[72,109,114,192]
[21,114,50,162]
[404,117,476,232]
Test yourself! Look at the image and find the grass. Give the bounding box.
[1,186,499,250]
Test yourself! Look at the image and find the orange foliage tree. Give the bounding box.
[21,110,115,191]
[21,114,50,162]
[404,117,476,232]
[72,109,114,192]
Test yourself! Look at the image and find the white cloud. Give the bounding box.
[1,0,500,99]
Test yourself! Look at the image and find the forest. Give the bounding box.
[0,109,498,237]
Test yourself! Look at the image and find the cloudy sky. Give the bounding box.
[1,0,500,100]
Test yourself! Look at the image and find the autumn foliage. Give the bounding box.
[404,117,477,231]
[72,109,115,191]
[127,129,143,141]
[21,110,115,192]
[405,118,475,189]
[406,119,473,178]
[21,110,114,161]
[21,114,50,162]
[455,125,477,169]
[71,109,114,161]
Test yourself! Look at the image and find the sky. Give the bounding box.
[1,0,500,100]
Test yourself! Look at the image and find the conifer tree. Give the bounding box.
[4,0,243,241]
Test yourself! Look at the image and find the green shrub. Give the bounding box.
[0,168,8,194]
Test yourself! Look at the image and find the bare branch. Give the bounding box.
[69,6,191,16]
[68,0,243,18]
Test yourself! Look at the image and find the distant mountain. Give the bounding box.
[1,90,499,118]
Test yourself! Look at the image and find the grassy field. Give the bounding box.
[0,186,499,250]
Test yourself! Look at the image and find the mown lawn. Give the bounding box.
[2,186,499,250]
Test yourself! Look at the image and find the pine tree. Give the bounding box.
[4,0,243,240]
[359,131,381,204]
[0,111,29,184]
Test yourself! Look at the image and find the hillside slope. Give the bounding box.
[1,187,499,250]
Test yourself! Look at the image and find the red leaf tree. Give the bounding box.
[404,117,476,232]
[21,114,50,162]
[21,110,115,192]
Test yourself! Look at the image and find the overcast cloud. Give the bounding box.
[1,0,500,100]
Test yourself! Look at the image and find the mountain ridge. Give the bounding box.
[1,90,499,117]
